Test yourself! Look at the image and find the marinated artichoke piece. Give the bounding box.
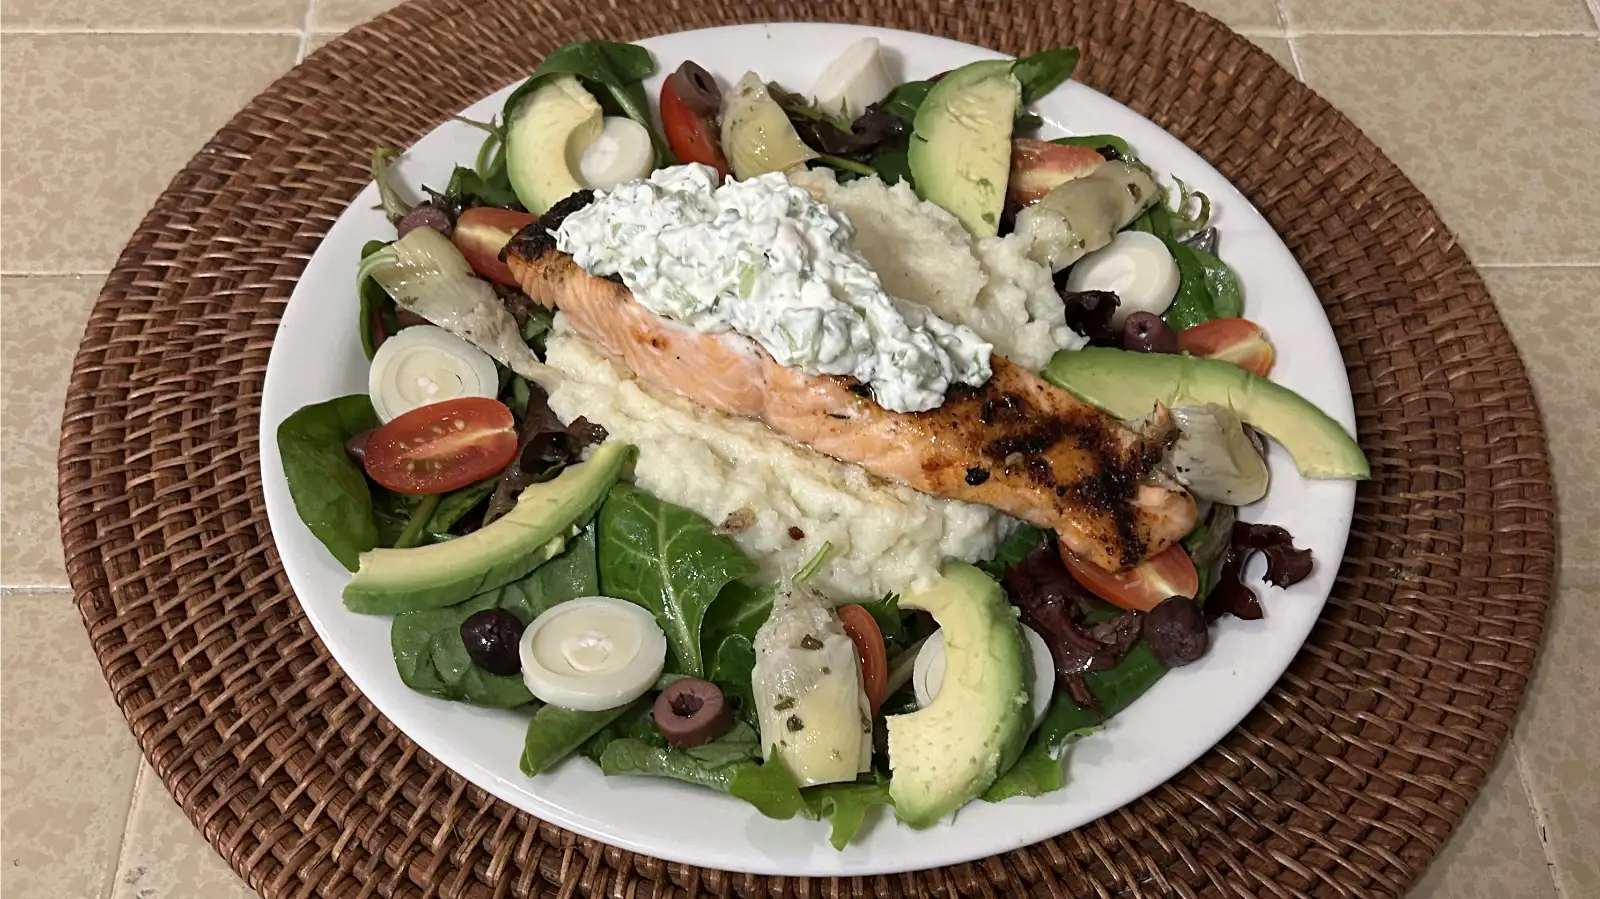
[751,583,871,787]
[1168,403,1270,505]
[1017,160,1161,271]
[720,72,819,180]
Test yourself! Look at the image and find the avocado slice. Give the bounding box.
[343,441,634,614]
[907,60,1021,239]
[505,75,603,215]
[1045,348,1370,480]
[887,563,1032,828]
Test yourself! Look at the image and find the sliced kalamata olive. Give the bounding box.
[396,202,454,239]
[394,307,431,328]
[1144,596,1208,667]
[669,61,722,118]
[1123,311,1180,353]
[344,429,373,463]
[1060,289,1121,346]
[460,608,524,676]
[653,677,733,748]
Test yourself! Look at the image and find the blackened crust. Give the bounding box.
[499,189,596,265]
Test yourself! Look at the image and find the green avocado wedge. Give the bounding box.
[1044,348,1369,480]
[343,441,635,614]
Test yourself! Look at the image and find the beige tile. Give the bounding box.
[1250,36,1299,76]
[1183,0,1284,32]
[0,596,143,899]
[0,34,299,273]
[1297,36,1600,266]
[1516,571,1600,897]
[1281,0,1596,34]
[311,0,403,31]
[0,0,304,30]
[1410,747,1555,899]
[1480,267,1600,570]
[1,276,101,588]
[112,763,262,899]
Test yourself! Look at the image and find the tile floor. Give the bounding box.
[2,0,1597,896]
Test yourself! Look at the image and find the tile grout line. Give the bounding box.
[1511,740,1568,898]
[0,585,76,595]
[1267,0,1307,81]
[296,0,317,62]
[103,760,149,899]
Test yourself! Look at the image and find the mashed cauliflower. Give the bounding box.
[544,318,1012,599]
[788,169,1086,370]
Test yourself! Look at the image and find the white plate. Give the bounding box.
[259,23,1357,877]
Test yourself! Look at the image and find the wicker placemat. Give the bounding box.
[58,0,1556,895]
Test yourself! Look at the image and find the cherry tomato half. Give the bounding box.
[660,72,730,179]
[453,206,536,287]
[837,604,888,717]
[362,397,518,495]
[1060,544,1199,613]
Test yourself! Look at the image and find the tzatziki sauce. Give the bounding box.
[554,163,992,413]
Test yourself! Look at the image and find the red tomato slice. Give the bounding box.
[837,604,888,717]
[1060,544,1199,612]
[363,397,518,495]
[660,73,730,179]
[453,206,537,287]
[1177,317,1275,377]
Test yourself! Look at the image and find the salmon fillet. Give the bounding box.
[503,215,1196,572]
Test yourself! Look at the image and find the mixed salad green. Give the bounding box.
[278,36,1368,848]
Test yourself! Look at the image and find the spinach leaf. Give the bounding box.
[709,634,758,727]
[443,164,520,210]
[977,524,1046,579]
[802,777,893,849]
[1160,241,1217,331]
[982,705,1096,802]
[880,46,1077,126]
[357,239,397,361]
[1191,247,1244,319]
[703,581,774,649]
[579,700,665,762]
[373,477,497,546]
[522,700,637,776]
[390,593,534,707]
[727,761,808,819]
[277,395,381,570]
[1052,133,1133,159]
[853,594,906,646]
[870,144,913,186]
[598,484,759,676]
[1131,204,1175,241]
[1012,47,1080,105]
[598,721,762,790]
[481,524,600,616]
[389,528,597,707]
[503,41,671,167]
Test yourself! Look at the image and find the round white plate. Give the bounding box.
[260,23,1357,877]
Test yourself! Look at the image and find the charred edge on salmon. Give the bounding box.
[500,189,597,266]
[946,385,1169,569]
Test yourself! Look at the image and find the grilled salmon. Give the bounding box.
[502,209,1196,572]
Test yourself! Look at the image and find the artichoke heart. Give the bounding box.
[1169,403,1270,505]
[751,584,871,787]
[1017,160,1161,271]
[720,72,819,180]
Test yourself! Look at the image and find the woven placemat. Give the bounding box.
[58,0,1557,896]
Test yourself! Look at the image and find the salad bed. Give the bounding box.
[279,36,1366,847]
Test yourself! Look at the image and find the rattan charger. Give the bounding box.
[57,0,1557,896]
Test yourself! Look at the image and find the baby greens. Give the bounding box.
[277,395,381,570]
[598,484,759,677]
